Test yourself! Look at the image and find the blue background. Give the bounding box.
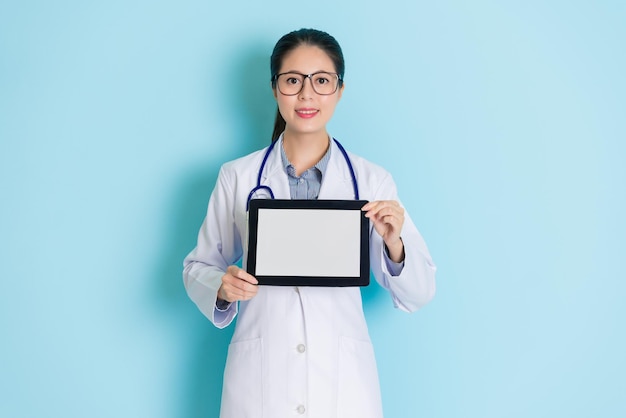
[1,1,624,417]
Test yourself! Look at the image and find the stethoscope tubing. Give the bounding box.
[246,138,359,211]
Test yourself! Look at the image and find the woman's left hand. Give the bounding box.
[362,200,405,262]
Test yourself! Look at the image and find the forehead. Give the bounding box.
[280,45,336,73]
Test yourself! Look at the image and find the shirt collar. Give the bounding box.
[280,137,332,177]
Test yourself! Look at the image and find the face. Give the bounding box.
[273,45,344,139]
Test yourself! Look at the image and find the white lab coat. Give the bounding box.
[183,137,436,418]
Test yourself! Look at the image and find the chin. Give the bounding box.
[288,120,329,135]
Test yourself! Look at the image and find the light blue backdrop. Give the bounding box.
[1,1,624,417]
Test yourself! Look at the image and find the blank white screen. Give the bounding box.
[255,209,362,277]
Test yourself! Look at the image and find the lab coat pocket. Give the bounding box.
[221,338,263,418]
[337,336,383,418]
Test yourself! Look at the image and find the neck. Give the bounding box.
[282,130,330,176]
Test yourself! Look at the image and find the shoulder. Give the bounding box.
[215,145,272,186]
[212,146,271,195]
[344,150,388,175]
[336,144,398,200]
[221,146,269,174]
[343,148,393,183]
[331,138,388,175]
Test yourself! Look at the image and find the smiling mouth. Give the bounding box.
[296,109,319,117]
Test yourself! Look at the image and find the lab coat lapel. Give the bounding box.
[260,138,290,199]
[318,139,355,200]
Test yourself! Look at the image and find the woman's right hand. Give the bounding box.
[217,265,259,303]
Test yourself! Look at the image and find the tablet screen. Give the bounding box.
[247,199,370,286]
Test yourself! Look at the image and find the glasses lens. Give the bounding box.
[277,73,304,95]
[277,72,339,95]
[311,72,338,95]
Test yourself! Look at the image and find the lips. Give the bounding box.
[295,108,319,118]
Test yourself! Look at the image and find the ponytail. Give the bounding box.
[271,107,286,143]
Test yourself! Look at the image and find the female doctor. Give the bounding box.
[183,28,436,418]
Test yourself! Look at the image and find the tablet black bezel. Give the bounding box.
[246,199,370,287]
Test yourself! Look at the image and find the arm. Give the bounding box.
[364,173,436,312]
[182,166,244,328]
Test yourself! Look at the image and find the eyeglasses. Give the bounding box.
[273,71,342,96]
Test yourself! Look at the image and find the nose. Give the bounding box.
[298,76,315,99]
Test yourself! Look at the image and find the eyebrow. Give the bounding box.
[280,70,334,74]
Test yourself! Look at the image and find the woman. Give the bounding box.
[183,28,436,418]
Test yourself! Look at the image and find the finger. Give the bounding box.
[378,205,403,219]
[220,267,258,302]
[380,214,401,226]
[363,201,400,218]
[224,271,259,296]
[227,265,259,285]
[241,283,259,300]
[229,281,258,301]
[371,209,404,240]
[362,200,388,213]
[221,278,258,302]
[361,201,374,211]
[225,277,256,296]
[369,206,403,223]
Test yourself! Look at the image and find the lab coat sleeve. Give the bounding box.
[369,172,437,312]
[183,165,241,328]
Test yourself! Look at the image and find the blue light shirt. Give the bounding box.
[280,142,330,199]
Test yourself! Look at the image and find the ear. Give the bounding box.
[272,84,278,100]
[337,83,345,100]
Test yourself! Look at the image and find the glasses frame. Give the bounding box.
[272,71,343,96]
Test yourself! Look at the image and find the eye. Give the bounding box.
[314,75,330,85]
[280,73,303,86]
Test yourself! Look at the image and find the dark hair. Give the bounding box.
[270,28,345,142]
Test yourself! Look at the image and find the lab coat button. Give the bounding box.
[297,405,305,414]
[297,344,306,353]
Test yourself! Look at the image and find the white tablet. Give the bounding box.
[246,199,370,286]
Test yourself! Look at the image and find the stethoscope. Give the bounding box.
[246,138,359,210]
